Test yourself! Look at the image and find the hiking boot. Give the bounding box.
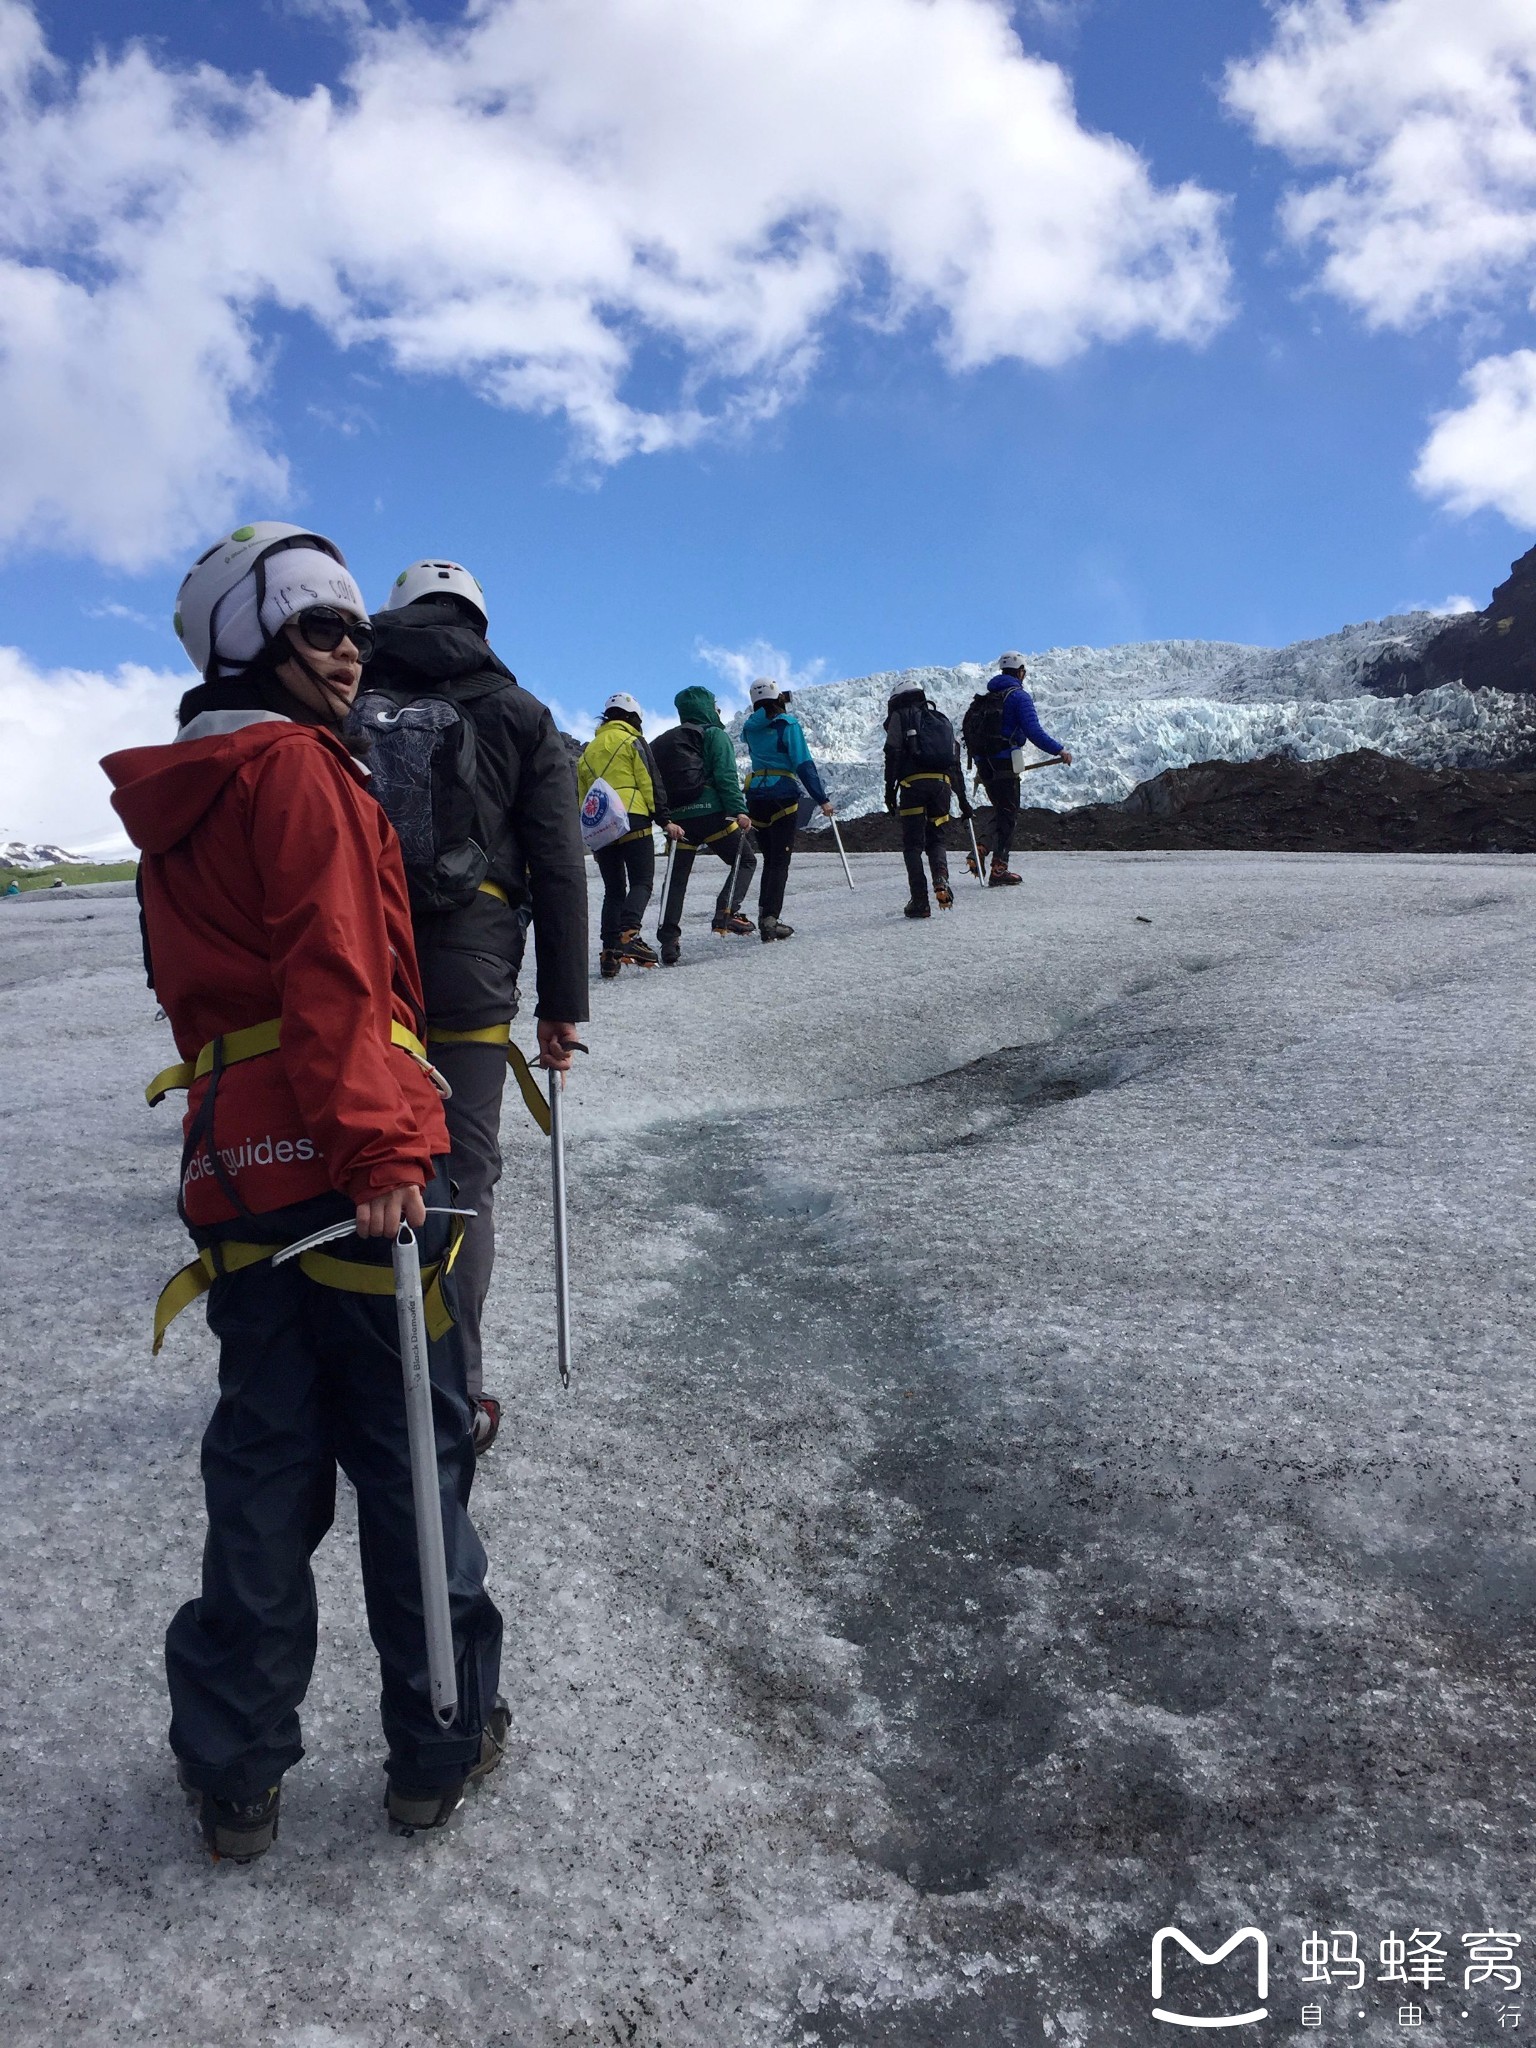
[988,858,1022,888]
[711,911,755,936]
[471,1395,501,1456]
[759,915,795,942]
[660,938,681,966]
[934,881,955,909]
[903,898,932,919]
[599,947,623,979]
[179,1763,281,1864]
[618,929,659,968]
[386,1696,512,1835]
[965,845,989,878]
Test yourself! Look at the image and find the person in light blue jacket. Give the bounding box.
[740,679,834,942]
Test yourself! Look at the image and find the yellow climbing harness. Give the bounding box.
[897,770,953,821]
[424,1022,552,1135]
[680,818,743,851]
[146,1016,433,1108]
[142,937,540,1352]
[152,1219,466,1355]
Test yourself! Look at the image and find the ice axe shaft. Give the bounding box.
[726,824,746,914]
[549,1071,573,1388]
[828,814,855,890]
[656,835,677,935]
[965,815,987,888]
[392,1222,458,1731]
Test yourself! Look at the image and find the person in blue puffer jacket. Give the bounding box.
[740,678,834,941]
[964,651,1073,886]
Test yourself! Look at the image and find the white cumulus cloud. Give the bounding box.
[1225,0,1536,327]
[0,0,1231,569]
[695,639,830,710]
[1225,0,1536,526]
[0,651,183,847]
[1415,348,1536,524]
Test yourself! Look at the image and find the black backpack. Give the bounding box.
[349,688,491,914]
[895,698,959,775]
[961,691,1007,772]
[650,722,709,807]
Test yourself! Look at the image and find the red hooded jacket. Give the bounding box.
[104,716,449,1226]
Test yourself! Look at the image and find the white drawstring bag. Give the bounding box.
[580,777,631,851]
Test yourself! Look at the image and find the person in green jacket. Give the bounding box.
[577,691,683,977]
[653,685,758,965]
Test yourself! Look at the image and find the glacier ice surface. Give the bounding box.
[726,614,1536,816]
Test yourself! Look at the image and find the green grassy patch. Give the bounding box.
[4,862,138,892]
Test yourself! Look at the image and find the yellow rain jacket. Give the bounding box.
[577,718,665,840]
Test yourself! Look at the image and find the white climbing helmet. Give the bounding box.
[748,678,784,706]
[380,558,488,631]
[996,650,1027,673]
[603,691,644,720]
[174,523,362,679]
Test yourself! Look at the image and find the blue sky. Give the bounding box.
[4,0,1535,841]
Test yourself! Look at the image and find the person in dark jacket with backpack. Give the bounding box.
[360,560,589,1453]
[961,652,1072,887]
[884,684,973,918]
[653,684,757,964]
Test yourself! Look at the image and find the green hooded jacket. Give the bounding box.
[669,686,747,821]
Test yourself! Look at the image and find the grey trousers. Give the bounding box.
[430,1039,510,1400]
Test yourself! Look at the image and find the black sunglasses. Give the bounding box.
[291,606,375,661]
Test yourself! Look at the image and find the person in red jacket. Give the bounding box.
[103,523,525,1862]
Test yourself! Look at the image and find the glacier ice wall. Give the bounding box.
[732,614,1536,816]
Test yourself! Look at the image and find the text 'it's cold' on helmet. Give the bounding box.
[381,559,488,632]
[174,523,360,680]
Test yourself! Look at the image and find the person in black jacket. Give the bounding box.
[367,560,589,1451]
[884,684,972,918]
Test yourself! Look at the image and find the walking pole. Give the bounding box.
[392,1221,459,1730]
[656,835,677,937]
[965,813,987,888]
[828,813,855,891]
[548,1070,573,1389]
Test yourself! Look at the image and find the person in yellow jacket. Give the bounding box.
[577,691,684,977]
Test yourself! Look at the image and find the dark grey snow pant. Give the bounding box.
[658,813,757,938]
[167,1171,503,1799]
[980,771,1020,859]
[431,1037,510,1401]
[593,830,656,945]
[900,806,952,904]
[747,798,799,921]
